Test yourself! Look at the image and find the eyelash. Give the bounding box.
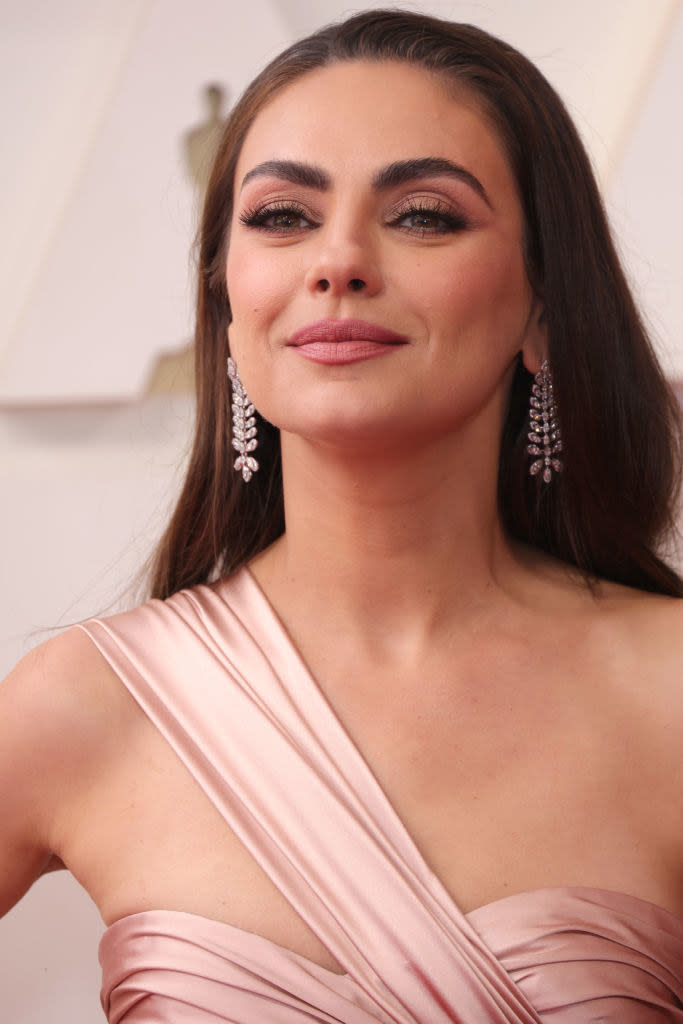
[239,200,315,232]
[391,199,468,236]
[239,198,469,237]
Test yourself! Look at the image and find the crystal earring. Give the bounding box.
[527,360,563,483]
[228,357,259,482]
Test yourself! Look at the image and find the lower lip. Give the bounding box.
[291,341,403,365]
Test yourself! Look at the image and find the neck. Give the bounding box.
[252,427,526,651]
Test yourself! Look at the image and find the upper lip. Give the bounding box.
[286,318,409,346]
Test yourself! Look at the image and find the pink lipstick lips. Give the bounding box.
[286,318,408,365]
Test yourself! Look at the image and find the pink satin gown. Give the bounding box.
[79,568,683,1022]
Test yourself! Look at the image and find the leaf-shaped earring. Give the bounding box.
[228,357,259,482]
[527,360,563,483]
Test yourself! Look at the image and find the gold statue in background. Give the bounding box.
[184,84,228,196]
[147,84,229,396]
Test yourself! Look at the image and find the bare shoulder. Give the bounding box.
[1,625,139,768]
[522,563,683,910]
[528,555,683,779]
[596,580,683,702]
[0,625,139,916]
[592,581,683,802]
[520,548,683,716]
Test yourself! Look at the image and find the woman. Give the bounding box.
[1,9,682,1022]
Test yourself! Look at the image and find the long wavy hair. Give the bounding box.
[148,8,682,599]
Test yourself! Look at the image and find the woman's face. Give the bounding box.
[226,60,544,450]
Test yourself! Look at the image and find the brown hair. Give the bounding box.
[149,8,682,599]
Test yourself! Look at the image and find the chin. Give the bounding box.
[278,405,437,455]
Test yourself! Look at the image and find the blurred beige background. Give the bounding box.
[1,0,682,1019]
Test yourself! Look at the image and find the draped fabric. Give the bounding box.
[79,569,683,1022]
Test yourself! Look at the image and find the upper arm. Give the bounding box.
[0,627,123,917]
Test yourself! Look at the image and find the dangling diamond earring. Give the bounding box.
[228,357,259,482]
[527,360,563,483]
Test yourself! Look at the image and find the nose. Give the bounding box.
[304,221,382,298]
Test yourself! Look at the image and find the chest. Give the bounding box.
[59,637,683,977]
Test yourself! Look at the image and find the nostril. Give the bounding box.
[349,278,366,292]
[317,279,330,292]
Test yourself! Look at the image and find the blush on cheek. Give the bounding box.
[227,246,295,329]
[470,254,531,319]
[227,268,261,313]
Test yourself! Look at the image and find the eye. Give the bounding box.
[239,201,317,233]
[391,200,468,237]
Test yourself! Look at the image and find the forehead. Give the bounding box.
[234,60,513,191]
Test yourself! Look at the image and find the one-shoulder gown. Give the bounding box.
[79,568,683,1022]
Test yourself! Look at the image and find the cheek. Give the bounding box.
[225,242,297,403]
[226,246,264,322]
[422,246,531,334]
[227,241,301,329]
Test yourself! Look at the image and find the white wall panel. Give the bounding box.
[609,2,683,375]
[0,0,150,365]
[0,0,290,402]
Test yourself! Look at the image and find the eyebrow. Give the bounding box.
[240,156,491,207]
[241,160,330,190]
[373,158,491,207]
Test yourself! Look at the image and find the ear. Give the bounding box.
[520,298,548,375]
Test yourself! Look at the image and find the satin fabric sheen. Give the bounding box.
[79,569,683,1022]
